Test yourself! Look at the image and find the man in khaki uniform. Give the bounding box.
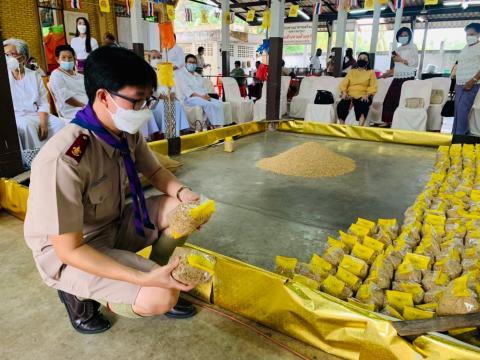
[24,46,203,334]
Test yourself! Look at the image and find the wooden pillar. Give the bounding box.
[266,0,285,121]
[0,31,24,177]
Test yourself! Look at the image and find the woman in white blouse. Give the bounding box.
[3,38,65,150]
[381,27,419,127]
[70,17,98,73]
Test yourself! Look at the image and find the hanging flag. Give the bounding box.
[313,2,322,15]
[70,0,81,9]
[184,8,193,22]
[364,0,374,9]
[288,4,299,17]
[147,1,154,17]
[394,0,405,10]
[424,0,438,4]
[378,0,388,4]
[350,0,358,8]
[246,9,255,22]
[224,11,233,24]
[166,4,175,20]
[99,0,110,12]
[201,9,209,24]
[262,9,271,29]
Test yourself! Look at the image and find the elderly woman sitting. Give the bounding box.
[4,38,65,150]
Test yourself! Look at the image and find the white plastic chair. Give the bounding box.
[469,90,480,136]
[426,77,451,131]
[289,77,316,118]
[304,77,343,123]
[391,80,432,131]
[366,77,393,125]
[221,77,254,123]
[202,77,215,93]
[46,82,72,124]
[253,76,291,121]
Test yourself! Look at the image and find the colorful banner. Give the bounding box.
[261,9,271,29]
[288,4,299,17]
[70,0,81,9]
[246,9,255,22]
[99,0,110,13]
[185,8,193,22]
[201,9,209,24]
[167,4,175,20]
[313,2,322,14]
[394,0,406,10]
[147,1,154,17]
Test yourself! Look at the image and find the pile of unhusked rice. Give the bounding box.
[256,142,356,178]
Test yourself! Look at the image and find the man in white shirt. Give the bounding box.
[453,22,480,135]
[310,48,322,72]
[174,54,224,127]
[48,45,88,119]
[163,35,185,70]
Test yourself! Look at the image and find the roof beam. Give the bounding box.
[230,1,267,8]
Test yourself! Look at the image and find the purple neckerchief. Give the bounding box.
[72,104,155,237]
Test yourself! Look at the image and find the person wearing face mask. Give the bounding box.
[341,48,356,77]
[3,38,65,150]
[70,17,98,73]
[26,57,46,76]
[174,54,225,127]
[452,23,480,135]
[337,52,378,126]
[24,46,205,335]
[310,48,323,74]
[380,27,418,127]
[148,50,190,136]
[48,45,88,119]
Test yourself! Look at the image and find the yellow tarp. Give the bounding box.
[279,121,452,147]
[0,178,29,220]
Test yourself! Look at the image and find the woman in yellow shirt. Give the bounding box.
[337,52,378,126]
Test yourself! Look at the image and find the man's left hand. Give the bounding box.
[361,95,369,102]
[179,188,200,203]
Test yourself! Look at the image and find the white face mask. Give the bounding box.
[77,25,87,34]
[398,36,409,45]
[467,35,479,46]
[150,58,161,69]
[107,94,152,134]
[6,56,20,72]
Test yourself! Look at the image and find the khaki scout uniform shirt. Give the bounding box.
[24,123,160,289]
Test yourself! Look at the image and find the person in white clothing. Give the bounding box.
[310,48,322,73]
[3,38,65,150]
[70,17,98,73]
[174,54,224,127]
[163,35,185,70]
[381,27,419,126]
[453,23,480,135]
[48,45,88,119]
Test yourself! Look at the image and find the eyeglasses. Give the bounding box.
[108,91,159,110]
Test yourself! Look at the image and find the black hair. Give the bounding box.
[353,52,371,70]
[281,59,285,67]
[345,48,353,59]
[75,17,92,53]
[234,60,241,66]
[104,32,115,41]
[465,23,480,33]
[84,47,157,104]
[55,44,75,58]
[396,27,412,44]
[185,53,197,63]
[198,46,204,52]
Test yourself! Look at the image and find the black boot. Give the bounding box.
[58,290,111,334]
[165,298,197,319]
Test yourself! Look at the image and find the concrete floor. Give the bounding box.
[0,131,436,360]
[0,212,340,360]
[179,131,436,270]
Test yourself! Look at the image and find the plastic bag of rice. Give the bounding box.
[437,275,480,316]
[321,275,352,300]
[274,256,298,278]
[392,281,425,305]
[170,247,216,286]
[394,262,422,283]
[167,196,216,239]
[355,283,385,308]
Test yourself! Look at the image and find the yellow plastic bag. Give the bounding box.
[167,197,216,239]
[339,230,358,251]
[392,281,425,304]
[322,246,345,267]
[385,290,414,313]
[403,306,434,320]
[320,275,352,300]
[403,253,431,271]
[292,274,320,290]
[339,255,368,279]
[274,256,298,278]
[355,283,385,308]
[351,243,376,264]
[437,276,480,315]
[394,262,422,283]
[335,267,361,292]
[310,253,335,274]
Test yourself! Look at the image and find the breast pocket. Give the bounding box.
[87,179,115,222]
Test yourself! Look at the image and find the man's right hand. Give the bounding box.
[202,94,211,101]
[139,257,197,291]
[38,119,49,141]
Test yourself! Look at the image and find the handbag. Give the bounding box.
[314,90,334,105]
[441,91,455,117]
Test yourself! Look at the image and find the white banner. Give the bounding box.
[283,23,313,45]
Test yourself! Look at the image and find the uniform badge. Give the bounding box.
[65,134,90,162]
